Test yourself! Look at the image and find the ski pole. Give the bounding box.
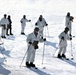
[20,45,30,67]
[42,41,46,65]
[46,26,50,38]
[30,22,34,27]
[53,39,62,57]
[44,26,47,38]
[20,50,28,67]
[70,40,74,60]
[53,46,59,57]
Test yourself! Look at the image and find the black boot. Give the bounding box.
[6,34,9,36]
[30,62,35,67]
[62,54,66,58]
[57,54,62,58]
[1,36,6,38]
[26,62,30,67]
[10,28,13,35]
[10,33,13,35]
[21,32,25,35]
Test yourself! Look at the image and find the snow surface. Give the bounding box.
[0,0,76,75]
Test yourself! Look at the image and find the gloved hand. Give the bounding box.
[34,44,39,49]
[41,37,43,39]
[29,42,32,44]
[29,20,31,22]
[21,21,23,23]
[69,34,72,37]
[32,41,37,46]
[46,24,48,26]
[61,37,64,40]
[35,23,37,25]
[70,38,72,40]
[43,38,46,41]
[33,41,38,44]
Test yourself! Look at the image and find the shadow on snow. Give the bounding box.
[45,41,58,49]
[63,59,76,67]
[29,68,51,75]
[0,58,11,75]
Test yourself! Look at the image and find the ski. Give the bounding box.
[59,57,74,60]
[53,56,70,60]
[59,57,69,60]
[31,67,38,69]
[23,66,38,69]
[23,66,46,69]
[54,56,74,61]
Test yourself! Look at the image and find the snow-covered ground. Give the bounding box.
[0,0,76,75]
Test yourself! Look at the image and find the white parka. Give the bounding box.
[0,18,9,26]
[26,32,43,45]
[0,18,9,36]
[65,16,70,27]
[59,31,70,47]
[36,18,47,31]
[20,18,29,26]
[26,32,43,62]
[65,16,72,34]
[20,18,30,33]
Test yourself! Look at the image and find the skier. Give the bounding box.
[57,27,72,58]
[65,12,70,26]
[65,12,74,37]
[35,15,48,38]
[0,14,9,38]
[20,15,31,35]
[26,27,46,68]
[67,16,74,37]
[6,15,13,35]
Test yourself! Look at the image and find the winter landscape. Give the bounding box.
[0,0,76,75]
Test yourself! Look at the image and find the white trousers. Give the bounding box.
[39,30,43,37]
[58,46,66,55]
[21,24,26,33]
[1,27,6,36]
[68,27,71,35]
[26,45,36,63]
